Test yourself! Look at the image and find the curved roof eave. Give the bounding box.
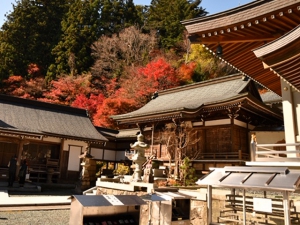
[181,0,300,96]
[0,128,108,143]
[182,0,300,32]
[114,92,282,125]
[112,94,250,122]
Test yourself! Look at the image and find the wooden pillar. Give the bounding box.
[151,123,154,156]
[242,189,246,225]
[250,133,256,161]
[283,191,291,225]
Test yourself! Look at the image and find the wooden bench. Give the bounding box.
[218,194,299,224]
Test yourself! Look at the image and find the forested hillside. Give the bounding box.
[0,0,236,128]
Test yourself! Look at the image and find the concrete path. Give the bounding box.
[0,181,71,206]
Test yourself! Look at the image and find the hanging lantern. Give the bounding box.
[216,44,223,56]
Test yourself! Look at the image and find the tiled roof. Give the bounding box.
[112,74,257,120]
[96,126,119,139]
[116,129,140,138]
[260,91,282,104]
[0,95,107,142]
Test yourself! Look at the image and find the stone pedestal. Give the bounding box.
[132,156,146,182]
[87,158,97,185]
[47,168,54,184]
[76,157,96,193]
[143,165,154,183]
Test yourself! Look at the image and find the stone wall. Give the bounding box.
[96,186,147,196]
[95,186,300,224]
[96,186,209,225]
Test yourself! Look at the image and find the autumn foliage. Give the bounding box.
[178,62,197,83]
[93,97,137,128]
[42,74,94,105]
[92,58,181,128]
[1,75,45,99]
[0,38,227,129]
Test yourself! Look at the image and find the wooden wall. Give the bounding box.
[145,124,249,160]
[0,142,18,167]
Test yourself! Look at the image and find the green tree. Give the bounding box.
[48,0,102,80]
[100,0,142,36]
[186,44,237,81]
[0,0,69,81]
[147,0,207,48]
[180,157,197,186]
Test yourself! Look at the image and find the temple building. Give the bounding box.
[0,94,127,183]
[112,73,283,174]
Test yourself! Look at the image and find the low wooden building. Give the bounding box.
[0,94,108,183]
[112,74,283,173]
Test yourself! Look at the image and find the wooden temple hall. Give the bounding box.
[178,0,300,224]
[112,74,283,170]
[114,0,300,224]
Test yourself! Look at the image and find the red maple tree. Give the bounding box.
[42,74,94,105]
[93,97,137,128]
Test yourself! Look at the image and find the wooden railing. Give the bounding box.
[196,150,249,161]
[252,143,300,162]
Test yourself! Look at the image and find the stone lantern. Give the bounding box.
[127,133,149,182]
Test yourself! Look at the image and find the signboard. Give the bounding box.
[253,197,272,213]
[103,195,124,206]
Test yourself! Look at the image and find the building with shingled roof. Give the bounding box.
[0,94,110,183]
[112,73,283,174]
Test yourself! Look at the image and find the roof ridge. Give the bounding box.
[181,0,268,25]
[158,73,243,95]
[0,94,86,115]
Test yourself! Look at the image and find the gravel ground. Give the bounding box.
[0,185,74,225]
[1,187,299,225]
[0,209,70,225]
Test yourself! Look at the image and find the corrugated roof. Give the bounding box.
[0,94,107,142]
[72,195,146,206]
[196,166,300,192]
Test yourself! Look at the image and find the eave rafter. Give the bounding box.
[191,34,275,44]
[183,1,300,95]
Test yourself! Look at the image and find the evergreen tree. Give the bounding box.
[147,0,207,48]
[100,0,141,36]
[123,0,143,28]
[0,0,69,81]
[47,0,102,80]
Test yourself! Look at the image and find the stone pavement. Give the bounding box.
[0,181,72,206]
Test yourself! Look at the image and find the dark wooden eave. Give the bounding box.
[182,0,300,96]
[253,24,300,91]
